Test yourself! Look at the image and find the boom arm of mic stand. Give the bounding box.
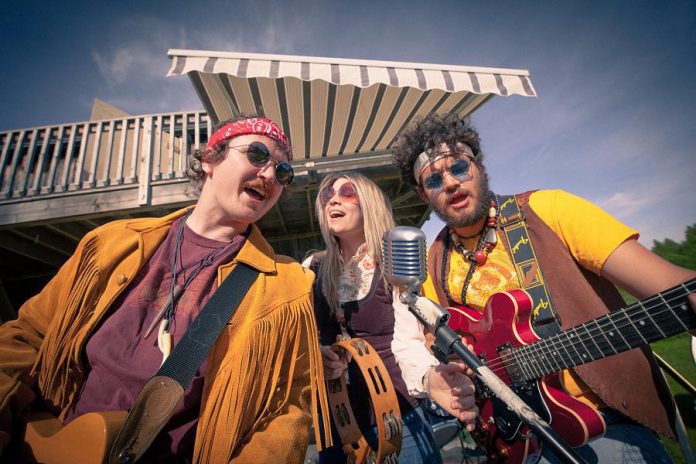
[401,292,587,464]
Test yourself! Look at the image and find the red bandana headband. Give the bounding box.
[206,118,292,160]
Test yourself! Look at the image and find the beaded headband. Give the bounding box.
[206,118,292,161]
[413,143,474,185]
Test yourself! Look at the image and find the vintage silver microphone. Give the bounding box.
[381,226,586,464]
[382,226,449,334]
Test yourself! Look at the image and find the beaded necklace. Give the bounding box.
[441,195,499,305]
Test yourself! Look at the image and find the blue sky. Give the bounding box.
[1,0,695,247]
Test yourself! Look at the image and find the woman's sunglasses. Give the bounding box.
[228,141,294,187]
[319,182,360,206]
[421,157,472,191]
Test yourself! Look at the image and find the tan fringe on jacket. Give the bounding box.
[304,298,334,452]
[31,235,102,418]
[194,294,331,463]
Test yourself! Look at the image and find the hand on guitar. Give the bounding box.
[320,344,352,380]
[425,354,479,431]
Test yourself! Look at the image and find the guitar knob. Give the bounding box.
[478,422,490,433]
[498,444,511,458]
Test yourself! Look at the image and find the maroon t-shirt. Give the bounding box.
[64,216,247,462]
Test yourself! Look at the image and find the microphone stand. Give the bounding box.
[401,291,587,464]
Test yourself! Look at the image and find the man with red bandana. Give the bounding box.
[391,112,696,463]
[0,115,331,463]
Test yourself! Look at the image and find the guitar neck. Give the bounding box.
[514,278,696,382]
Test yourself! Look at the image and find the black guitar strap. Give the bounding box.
[109,263,260,464]
[497,194,562,338]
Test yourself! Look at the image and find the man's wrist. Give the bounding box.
[421,365,436,397]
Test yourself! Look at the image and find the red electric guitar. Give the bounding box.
[445,278,696,463]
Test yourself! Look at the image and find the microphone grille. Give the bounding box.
[382,226,427,288]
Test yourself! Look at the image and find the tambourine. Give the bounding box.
[326,338,402,464]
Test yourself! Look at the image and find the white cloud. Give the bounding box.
[598,191,654,218]
[591,159,695,246]
[80,5,695,251]
[90,8,305,92]
[93,44,165,86]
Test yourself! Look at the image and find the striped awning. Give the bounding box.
[167,50,536,160]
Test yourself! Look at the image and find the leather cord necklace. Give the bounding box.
[144,212,235,363]
[441,194,499,305]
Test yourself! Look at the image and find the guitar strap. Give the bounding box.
[108,263,260,464]
[497,194,562,338]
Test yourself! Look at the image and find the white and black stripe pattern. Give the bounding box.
[167,50,536,159]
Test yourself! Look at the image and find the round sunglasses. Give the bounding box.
[228,141,294,187]
[319,182,360,206]
[421,157,472,191]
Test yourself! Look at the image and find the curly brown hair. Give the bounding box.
[391,113,484,188]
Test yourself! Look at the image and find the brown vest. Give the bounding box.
[427,191,676,438]
[310,260,417,429]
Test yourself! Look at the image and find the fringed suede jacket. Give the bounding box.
[0,208,331,463]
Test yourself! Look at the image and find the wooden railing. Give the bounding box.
[0,110,406,228]
[0,111,210,224]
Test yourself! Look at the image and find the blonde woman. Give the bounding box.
[305,171,477,464]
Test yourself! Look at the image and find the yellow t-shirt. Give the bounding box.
[422,189,638,404]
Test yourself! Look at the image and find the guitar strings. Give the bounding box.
[518,284,694,372]
[515,298,685,367]
[475,283,694,379]
[483,305,688,379]
[482,288,691,377]
[483,281,692,370]
[482,294,691,379]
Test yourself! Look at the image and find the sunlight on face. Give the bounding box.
[323,178,365,243]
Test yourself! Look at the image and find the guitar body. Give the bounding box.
[447,290,605,463]
[19,410,127,463]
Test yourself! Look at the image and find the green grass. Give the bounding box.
[618,287,696,462]
[652,335,696,463]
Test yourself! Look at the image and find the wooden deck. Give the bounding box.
[0,111,428,317]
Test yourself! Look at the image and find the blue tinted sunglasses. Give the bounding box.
[421,157,472,191]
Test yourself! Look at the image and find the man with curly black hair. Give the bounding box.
[390,112,696,463]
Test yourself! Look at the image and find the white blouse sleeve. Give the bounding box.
[391,288,440,397]
[301,255,314,268]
